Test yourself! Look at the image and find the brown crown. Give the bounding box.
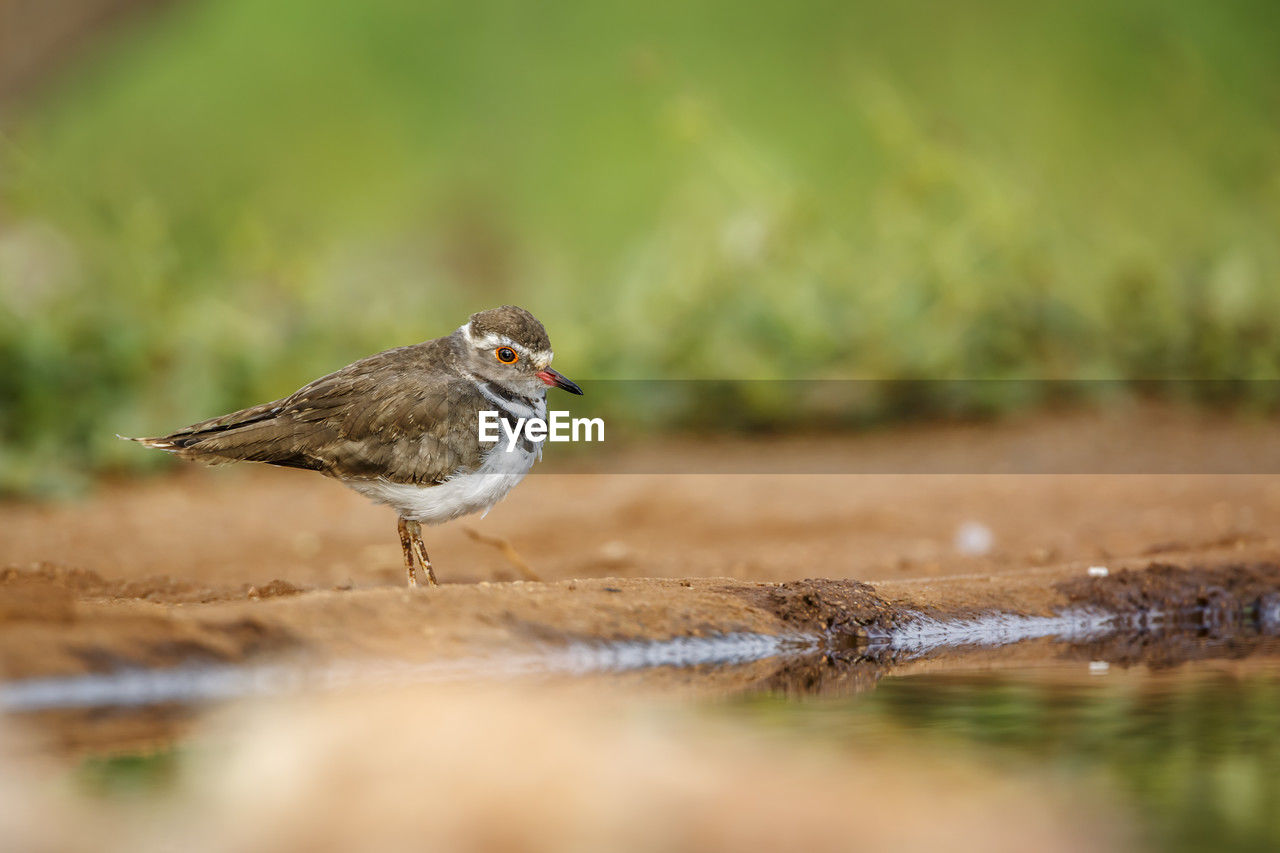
[469,305,551,351]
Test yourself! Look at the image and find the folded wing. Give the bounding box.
[128,343,485,485]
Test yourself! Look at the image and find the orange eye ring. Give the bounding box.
[496,346,519,364]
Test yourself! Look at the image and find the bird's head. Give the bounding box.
[457,305,582,396]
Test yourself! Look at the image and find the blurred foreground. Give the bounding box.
[0,682,1130,853]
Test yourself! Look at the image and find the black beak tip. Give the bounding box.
[540,369,583,395]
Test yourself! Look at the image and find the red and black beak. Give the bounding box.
[536,368,583,395]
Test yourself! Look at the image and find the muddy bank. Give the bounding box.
[3,556,1279,755]
[2,555,1277,682]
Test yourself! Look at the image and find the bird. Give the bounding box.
[124,306,582,587]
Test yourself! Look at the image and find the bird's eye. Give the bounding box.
[496,347,519,364]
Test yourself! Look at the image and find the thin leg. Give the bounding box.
[405,519,438,587]
[397,516,418,587]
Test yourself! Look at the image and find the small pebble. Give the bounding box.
[1088,566,1109,577]
[600,540,631,562]
[954,521,995,556]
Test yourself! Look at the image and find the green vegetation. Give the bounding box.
[2,1,1279,493]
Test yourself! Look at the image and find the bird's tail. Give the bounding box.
[117,433,183,451]
[119,401,288,462]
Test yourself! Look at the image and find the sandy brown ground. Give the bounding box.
[6,404,1280,588]
[0,405,1278,684]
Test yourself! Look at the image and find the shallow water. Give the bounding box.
[729,656,1280,853]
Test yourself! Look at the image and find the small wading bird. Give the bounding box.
[125,306,582,587]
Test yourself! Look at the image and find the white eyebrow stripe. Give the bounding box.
[463,322,551,364]
[470,329,525,353]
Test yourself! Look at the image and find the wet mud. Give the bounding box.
[1057,562,1280,627]
[738,562,1280,696]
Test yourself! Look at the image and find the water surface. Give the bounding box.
[730,655,1280,853]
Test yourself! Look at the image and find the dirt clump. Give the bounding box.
[1057,562,1280,627]
[730,578,896,641]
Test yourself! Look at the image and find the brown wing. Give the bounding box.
[131,340,486,485]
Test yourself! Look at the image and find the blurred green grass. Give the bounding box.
[2,0,1279,494]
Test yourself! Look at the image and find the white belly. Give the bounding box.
[345,442,540,524]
